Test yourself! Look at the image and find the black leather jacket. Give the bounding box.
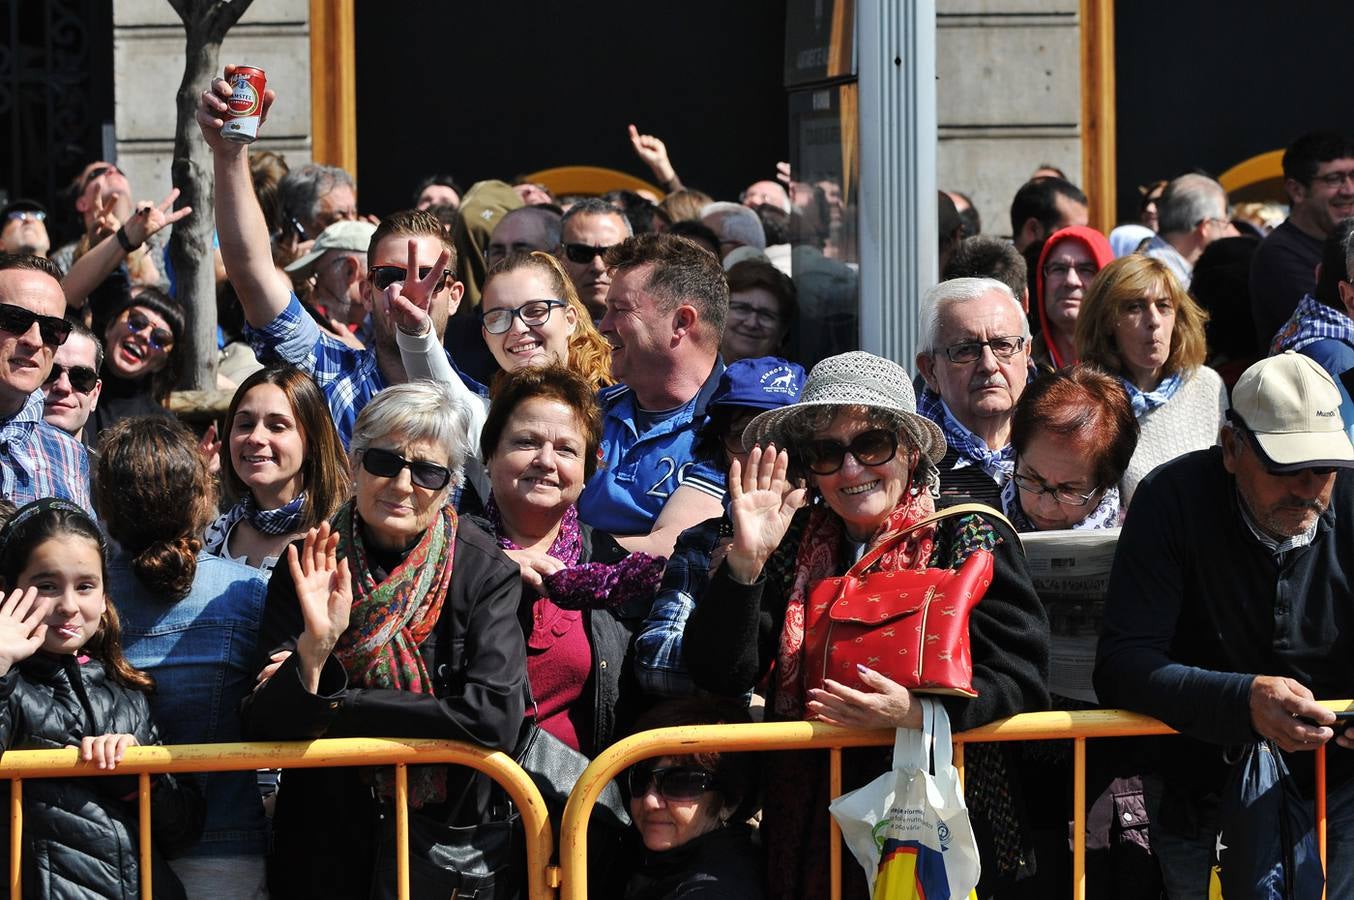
[0,654,203,899]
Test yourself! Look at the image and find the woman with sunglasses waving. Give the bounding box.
[621,698,764,900]
[682,351,1050,898]
[243,380,528,899]
[82,287,185,451]
[395,251,612,426]
[204,364,350,573]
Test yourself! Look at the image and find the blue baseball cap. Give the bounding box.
[709,357,806,411]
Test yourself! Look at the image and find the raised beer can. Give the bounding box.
[222,65,266,143]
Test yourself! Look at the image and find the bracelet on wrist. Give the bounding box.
[115,226,143,254]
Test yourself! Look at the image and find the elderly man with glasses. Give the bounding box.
[1096,351,1354,897]
[0,254,91,512]
[0,200,50,258]
[915,276,1033,507]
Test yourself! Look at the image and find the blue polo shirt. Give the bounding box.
[578,361,727,535]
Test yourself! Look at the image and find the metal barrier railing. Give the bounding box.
[0,738,558,900]
[558,703,1354,900]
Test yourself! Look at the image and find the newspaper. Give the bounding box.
[1019,527,1120,703]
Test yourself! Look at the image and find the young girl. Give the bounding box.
[0,498,202,899]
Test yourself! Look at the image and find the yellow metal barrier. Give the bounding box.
[559,703,1354,900]
[0,738,558,900]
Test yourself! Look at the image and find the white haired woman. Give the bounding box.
[683,351,1050,897]
[242,380,527,899]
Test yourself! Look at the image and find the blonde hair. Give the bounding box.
[484,251,613,390]
[1075,254,1208,378]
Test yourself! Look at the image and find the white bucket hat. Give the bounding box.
[741,351,947,464]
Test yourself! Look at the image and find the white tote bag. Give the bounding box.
[829,699,981,900]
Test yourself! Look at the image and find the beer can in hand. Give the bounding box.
[222,66,267,143]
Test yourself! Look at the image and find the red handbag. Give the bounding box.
[801,504,1010,699]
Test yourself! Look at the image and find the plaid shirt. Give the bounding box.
[633,515,726,698]
[245,294,486,449]
[0,391,92,513]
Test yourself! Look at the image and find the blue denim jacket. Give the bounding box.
[111,550,270,857]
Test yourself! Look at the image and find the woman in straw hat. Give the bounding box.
[683,350,1050,897]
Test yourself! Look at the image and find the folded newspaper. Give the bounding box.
[1019,527,1120,703]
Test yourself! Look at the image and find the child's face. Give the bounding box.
[17,535,106,655]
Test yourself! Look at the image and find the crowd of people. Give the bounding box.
[0,63,1351,899]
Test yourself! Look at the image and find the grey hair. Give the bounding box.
[560,198,633,238]
[494,206,563,251]
[349,380,474,494]
[1157,174,1227,236]
[700,201,767,251]
[918,276,1029,352]
[277,164,356,230]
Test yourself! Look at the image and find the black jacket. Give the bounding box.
[242,516,527,899]
[1096,447,1354,804]
[624,824,766,900]
[0,654,203,899]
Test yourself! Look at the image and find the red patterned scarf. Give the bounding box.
[773,478,936,718]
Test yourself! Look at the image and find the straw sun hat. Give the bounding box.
[740,351,947,464]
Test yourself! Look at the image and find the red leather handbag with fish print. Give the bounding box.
[801,504,1007,698]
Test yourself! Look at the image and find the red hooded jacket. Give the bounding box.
[1034,225,1114,368]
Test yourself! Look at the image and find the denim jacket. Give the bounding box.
[111,549,270,857]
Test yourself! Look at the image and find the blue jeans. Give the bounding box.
[1144,770,1354,899]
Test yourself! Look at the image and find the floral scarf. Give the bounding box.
[773,481,936,719]
[331,498,456,807]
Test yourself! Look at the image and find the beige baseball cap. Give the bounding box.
[285,220,377,275]
[1230,351,1354,471]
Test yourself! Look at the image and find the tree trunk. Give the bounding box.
[167,0,253,391]
[169,24,221,392]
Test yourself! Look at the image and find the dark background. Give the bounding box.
[354,1,792,216]
[1113,1,1354,220]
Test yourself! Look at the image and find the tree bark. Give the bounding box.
[168,1,252,391]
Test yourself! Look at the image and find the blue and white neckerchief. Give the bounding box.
[1119,369,1184,418]
[238,491,308,536]
[939,402,1016,482]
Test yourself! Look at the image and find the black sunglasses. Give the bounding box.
[126,311,174,351]
[368,265,452,293]
[479,300,566,335]
[43,362,98,393]
[361,447,452,491]
[627,763,719,803]
[0,303,72,348]
[562,242,616,265]
[80,164,122,193]
[802,428,899,475]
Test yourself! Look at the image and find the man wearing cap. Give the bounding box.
[284,219,376,332]
[0,200,50,258]
[1095,351,1354,896]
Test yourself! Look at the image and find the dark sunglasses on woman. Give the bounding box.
[126,311,174,351]
[0,303,72,348]
[801,428,899,475]
[43,362,99,393]
[627,763,719,803]
[368,265,452,293]
[360,447,452,491]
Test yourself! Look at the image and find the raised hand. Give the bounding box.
[724,444,808,583]
[91,189,122,244]
[80,733,138,770]
[0,587,48,676]
[628,124,677,186]
[195,65,277,154]
[122,188,192,247]
[197,423,222,477]
[288,522,352,692]
[386,239,453,336]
